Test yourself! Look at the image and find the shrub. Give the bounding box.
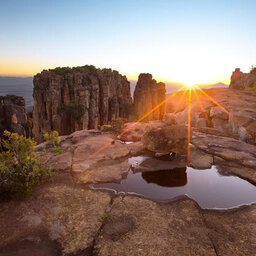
[110,118,124,132]
[50,66,72,75]
[248,81,256,91]
[101,213,108,220]
[0,131,51,199]
[43,130,61,154]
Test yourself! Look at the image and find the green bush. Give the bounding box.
[248,81,256,91]
[43,130,61,154]
[49,66,72,75]
[0,131,51,199]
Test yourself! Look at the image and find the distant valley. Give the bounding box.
[0,76,33,112]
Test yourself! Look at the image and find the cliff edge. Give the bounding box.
[33,66,132,141]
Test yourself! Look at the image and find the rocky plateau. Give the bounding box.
[0,68,256,255]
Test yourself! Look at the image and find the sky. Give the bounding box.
[0,0,256,85]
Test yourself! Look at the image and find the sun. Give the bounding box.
[185,84,195,88]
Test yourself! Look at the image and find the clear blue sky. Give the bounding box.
[0,0,256,84]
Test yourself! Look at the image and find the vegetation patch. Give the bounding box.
[101,213,108,220]
[43,130,61,155]
[0,131,51,199]
[249,81,256,91]
[49,66,72,75]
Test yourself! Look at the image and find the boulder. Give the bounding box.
[195,118,207,128]
[210,106,228,120]
[118,122,145,142]
[163,113,177,125]
[118,120,166,142]
[142,124,188,154]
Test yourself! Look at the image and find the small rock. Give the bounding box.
[21,215,42,227]
[189,145,213,169]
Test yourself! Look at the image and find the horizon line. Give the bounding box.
[0,74,230,86]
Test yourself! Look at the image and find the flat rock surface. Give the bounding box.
[0,178,255,256]
[191,131,256,184]
[0,174,111,255]
[130,155,187,172]
[95,195,216,256]
[95,195,256,256]
[203,204,256,256]
[44,130,147,184]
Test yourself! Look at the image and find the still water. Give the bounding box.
[93,157,256,209]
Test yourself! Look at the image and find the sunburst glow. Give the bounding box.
[186,84,195,88]
[88,83,234,167]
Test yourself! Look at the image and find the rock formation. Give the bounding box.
[33,66,132,141]
[133,74,166,121]
[142,123,188,154]
[165,88,256,144]
[229,67,256,90]
[0,95,31,141]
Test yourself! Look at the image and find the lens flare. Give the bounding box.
[87,85,186,159]
[186,84,195,88]
[87,83,240,169]
[187,88,192,166]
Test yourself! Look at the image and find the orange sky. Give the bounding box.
[0,62,231,86]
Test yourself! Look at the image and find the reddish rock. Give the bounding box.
[142,124,188,154]
[166,88,256,143]
[33,66,132,141]
[163,113,177,125]
[0,95,31,140]
[133,74,166,121]
[229,67,256,90]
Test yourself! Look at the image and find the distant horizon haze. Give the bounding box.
[0,72,229,90]
[0,75,228,112]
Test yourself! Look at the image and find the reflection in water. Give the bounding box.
[142,168,187,187]
[93,161,256,209]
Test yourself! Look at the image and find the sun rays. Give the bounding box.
[88,84,233,166]
[187,88,192,166]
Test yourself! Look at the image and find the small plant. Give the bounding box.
[249,81,256,91]
[0,131,51,199]
[110,118,124,132]
[43,130,61,155]
[52,146,62,155]
[101,213,108,220]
